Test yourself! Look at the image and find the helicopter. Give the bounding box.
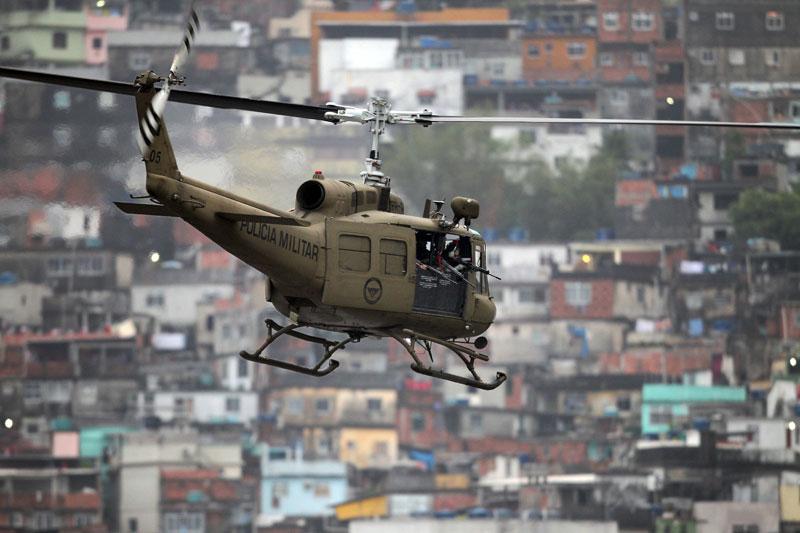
[2,7,799,390]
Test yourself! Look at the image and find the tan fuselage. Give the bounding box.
[145,172,496,340]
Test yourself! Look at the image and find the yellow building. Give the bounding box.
[338,426,398,469]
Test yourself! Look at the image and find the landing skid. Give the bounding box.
[239,319,360,376]
[387,329,507,390]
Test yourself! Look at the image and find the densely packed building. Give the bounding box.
[1,1,800,532]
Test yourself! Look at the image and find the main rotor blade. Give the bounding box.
[0,66,335,122]
[418,115,800,130]
[169,89,335,122]
[0,66,137,97]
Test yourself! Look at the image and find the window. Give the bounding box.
[129,518,138,532]
[715,12,734,30]
[92,36,102,49]
[469,413,482,430]
[636,286,646,304]
[339,234,370,272]
[527,44,539,58]
[565,282,592,307]
[766,11,784,31]
[315,398,330,413]
[129,51,152,70]
[53,90,71,110]
[650,407,672,425]
[225,397,240,412]
[287,397,303,415]
[790,101,800,120]
[699,49,716,66]
[237,358,248,378]
[314,483,331,497]
[54,0,81,9]
[98,91,116,110]
[411,412,425,431]
[379,239,407,276]
[52,31,67,49]
[631,12,654,31]
[602,12,619,31]
[765,49,781,67]
[519,286,545,303]
[372,441,389,457]
[1,36,9,50]
[367,398,382,411]
[599,52,614,67]
[567,42,586,59]
[713,193,738,210]
[487,252,501,266]
[728,49,745,66]
[146,293,164,307]
[633,51,649,66]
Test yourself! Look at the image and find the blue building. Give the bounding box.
[260,445,348,520]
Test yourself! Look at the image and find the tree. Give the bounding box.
[730,189,800,250]
[384,126,626,241]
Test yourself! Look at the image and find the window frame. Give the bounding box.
[765,11,784,31]
[602,12,620,31]
[631,12,654,32]
[715,11,735,31]
[567,42,587,59]
[338,233,371,273]
[52,31,67,49]
[379,238,407,276]
[565,281,592,307]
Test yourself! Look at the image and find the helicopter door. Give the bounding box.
[322,220,414,312]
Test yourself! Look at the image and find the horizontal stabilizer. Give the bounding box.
[216,212,310,227]
[114,202,178,217]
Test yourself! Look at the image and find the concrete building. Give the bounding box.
[0,0,87,65]
[641,384,747,436]
[137,390,258,427]
[131,268,236,330]
[115,430,243,533]
[0,281,52,327]
[0,451,105,532]
[259,444,347,522]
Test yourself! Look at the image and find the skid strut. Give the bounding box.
[239,319,359,376]
[388,329,507,390]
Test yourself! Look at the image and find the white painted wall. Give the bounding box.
[131,283,235,327]
[0,282,51,327]
[493,125,603,171]
[137,390,258,426]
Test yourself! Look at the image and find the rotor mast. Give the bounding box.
[363,97,390,189]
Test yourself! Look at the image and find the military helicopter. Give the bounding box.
[2,8,799,390]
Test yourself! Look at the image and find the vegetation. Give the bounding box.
[730,189,800,250]
[385,127,627,241]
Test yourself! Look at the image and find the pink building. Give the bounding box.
[84,1,129,65]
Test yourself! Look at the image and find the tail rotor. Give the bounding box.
[135,3,200,157]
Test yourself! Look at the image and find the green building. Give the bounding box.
[641,384,747,436]
[0,0,87,65]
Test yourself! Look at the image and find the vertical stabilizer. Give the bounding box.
[134,76,179,179]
